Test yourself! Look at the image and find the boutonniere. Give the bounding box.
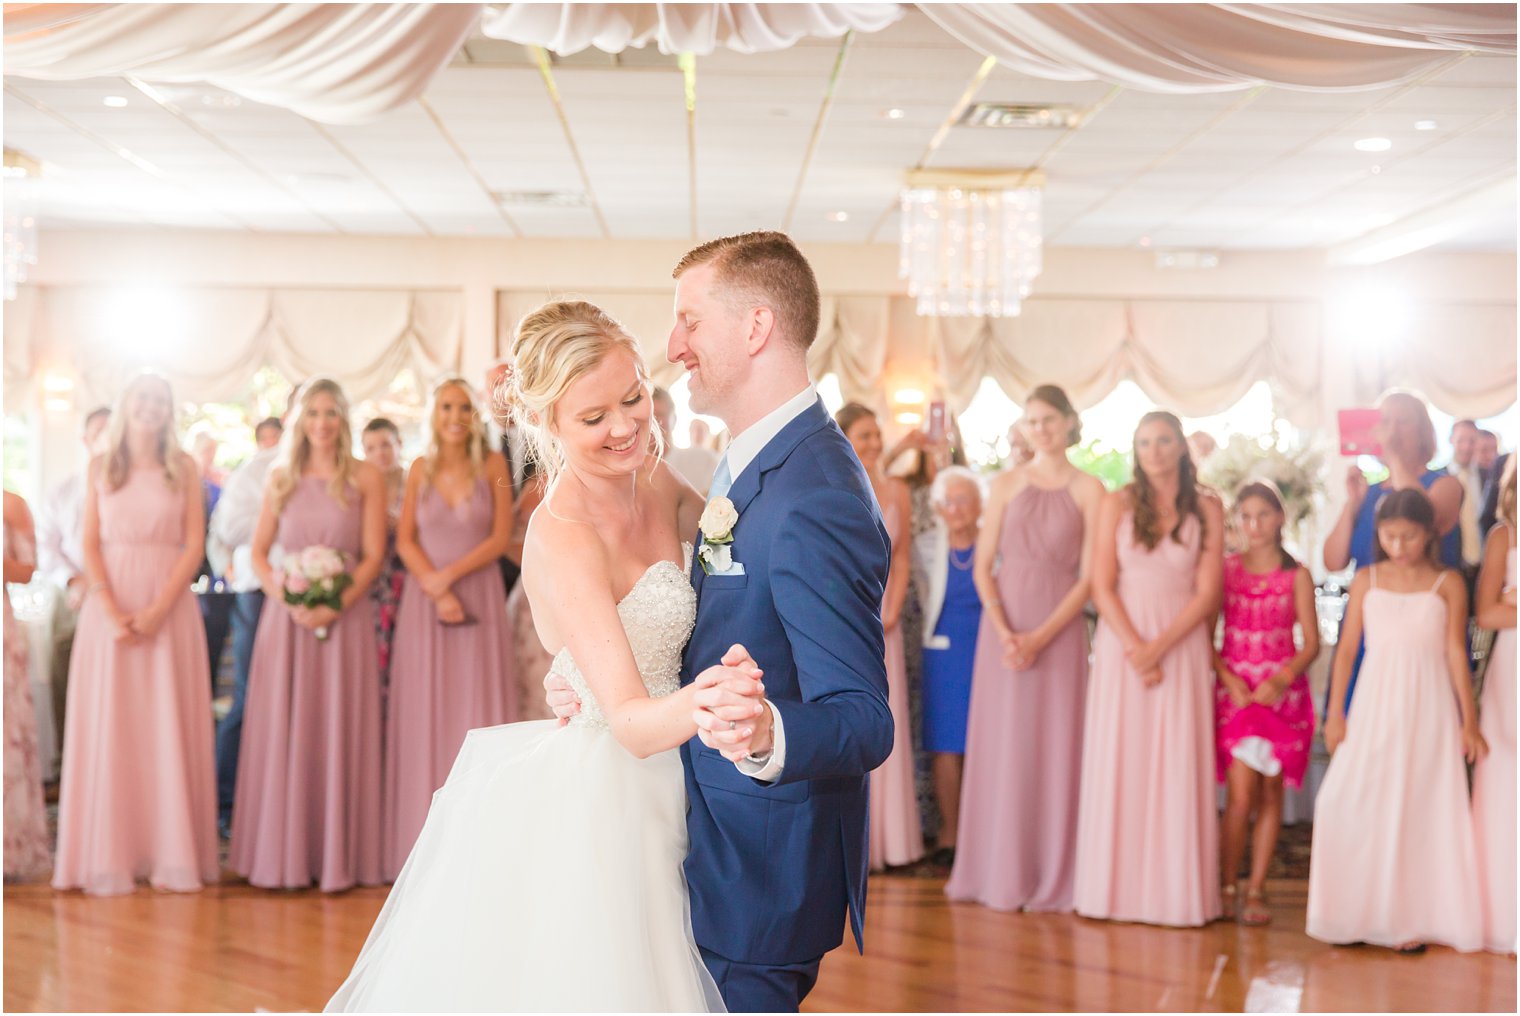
[697,496,740,575]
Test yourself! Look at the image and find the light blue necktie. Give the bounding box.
[708,455,733,503]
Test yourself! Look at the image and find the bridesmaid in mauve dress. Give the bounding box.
[838,403,924,870]
[1471,461,1515,954]
[946,385,1104,911]
[53,374,219,895]
[1073,410,1224,927]
[383,376,517,879]
[230,378,388,893]
[4,491,50,881]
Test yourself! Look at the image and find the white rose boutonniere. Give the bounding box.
[698,496,740,575]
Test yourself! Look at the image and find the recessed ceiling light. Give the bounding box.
[883,108,905,120]
[1370,165,1382,175]
[826,211,849,222]
[1137,236,1152,248]
[1354,137,1392,152]
[1415,119,1439,131]
[103,96,129,108]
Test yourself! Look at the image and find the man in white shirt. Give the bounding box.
[209,414,284,836]
[37,405,110,750]
[652,386,720,496]
[1448,418,1485,605]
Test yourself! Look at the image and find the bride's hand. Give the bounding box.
[543,670,581,727]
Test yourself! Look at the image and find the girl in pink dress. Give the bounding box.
[4,490,50,881]
[1308,487,1486,953]
[838,403,924,870]
[1214,481,1319,926]
[383,376,517,879]
[53,374,218,896]
[1473,457,1516,954]
[229,377,389,892]
[1074,411,1224,927]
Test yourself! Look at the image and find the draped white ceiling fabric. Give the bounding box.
[479,2,903,55]
[2,3,484,123]
[4,4,1513,124]
[918,3,1517,92]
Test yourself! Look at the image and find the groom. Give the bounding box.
[551,231,894,1011]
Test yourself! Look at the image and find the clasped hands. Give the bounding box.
[545,643,773,763]
[419,567,470,625]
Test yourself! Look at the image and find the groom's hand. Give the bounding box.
[543,670,581,727]
[691,647,766,755]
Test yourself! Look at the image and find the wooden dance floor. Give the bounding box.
[5,873,1514,1012]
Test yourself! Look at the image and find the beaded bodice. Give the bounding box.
[549,547,696,730]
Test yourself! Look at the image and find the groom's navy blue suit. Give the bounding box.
[681,398,894,1012]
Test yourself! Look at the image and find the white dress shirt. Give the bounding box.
[718,384,817,784]
[1448,459,1484,565]
[37,473,86,590]
[209,446,278,592]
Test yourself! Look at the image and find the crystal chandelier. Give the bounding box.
[899,170,1044,318]
[3,150,41,302]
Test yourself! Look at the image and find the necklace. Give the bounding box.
[950,545,975,571]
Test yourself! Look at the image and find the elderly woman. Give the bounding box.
[1322,388,1462,712]
[912,465,985,866]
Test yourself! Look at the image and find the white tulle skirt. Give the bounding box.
[326,720,725,1013]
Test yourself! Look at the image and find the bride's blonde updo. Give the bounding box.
[505,300,658,484]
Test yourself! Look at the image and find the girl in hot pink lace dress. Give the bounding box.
[1214,481,1319,925]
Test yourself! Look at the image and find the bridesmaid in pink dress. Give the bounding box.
[838,403,924,870]
[230,378,388,892]
[1213,481,1319,926]
[1073,411,1224,927]
[1471,459,1514,954]
[383,376,517,879]
[1308,487,1486,953]
[947,385,1104,911]
[53,374,218,895]
[4,491,50,881]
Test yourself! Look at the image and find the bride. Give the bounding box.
[326,301,765,1012]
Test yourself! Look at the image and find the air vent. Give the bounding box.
[958,103,1085,129]
[493,190,589,208]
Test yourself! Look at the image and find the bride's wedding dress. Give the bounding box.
[327,552,725,1012]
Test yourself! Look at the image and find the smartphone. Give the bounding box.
[1337,408,1381,457]
[926,401,947,442]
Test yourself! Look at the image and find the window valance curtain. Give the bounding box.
[23,287,462,406]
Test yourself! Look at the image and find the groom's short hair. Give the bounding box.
[673,231,820,352]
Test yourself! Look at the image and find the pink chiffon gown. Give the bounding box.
[1472,534,1515,954]
[1306,567,1483,952]
[869,500,924,869]
[229,476,383,892]
[383,477,518,879]
[4,519,50,880]
[946,483,1087,911]
[1073,511,1220,927]
[52,468,218,895]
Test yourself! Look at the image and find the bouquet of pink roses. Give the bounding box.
[278,545,353,641]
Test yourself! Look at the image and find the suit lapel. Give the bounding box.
[689,399,832,606]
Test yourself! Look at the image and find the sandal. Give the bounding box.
[1220,882,1239,920]
[1241,888,1272,926]
[1396,942,1427,954]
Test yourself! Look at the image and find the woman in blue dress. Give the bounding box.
[1323,389,1463,712]
[913,466,984,866]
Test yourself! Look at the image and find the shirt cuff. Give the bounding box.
[734,699,785,783]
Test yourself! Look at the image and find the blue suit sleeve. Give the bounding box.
[765,486,894,784]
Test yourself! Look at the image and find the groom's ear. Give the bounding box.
[745,306,777,356]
